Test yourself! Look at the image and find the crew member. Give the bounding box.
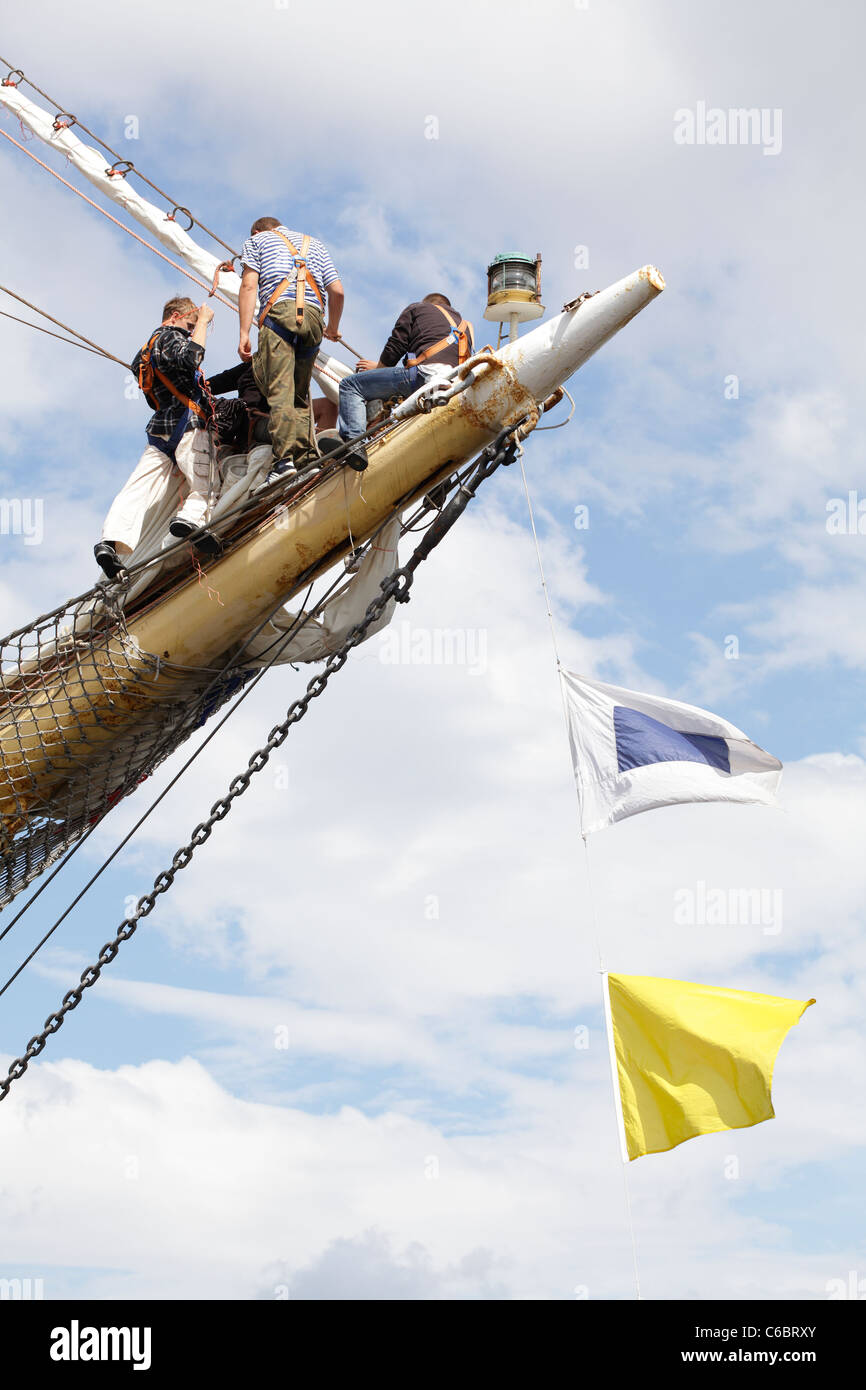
[238,216,344,483]
[207,360,270,449]
[336,294,473,469]
[94,297,217,579]
[207,367,337,449]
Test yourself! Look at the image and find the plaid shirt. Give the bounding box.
[131,325,206,442]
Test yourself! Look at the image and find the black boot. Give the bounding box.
[192,531,223,560]
[316,431,343,458]
[169,517,222,559]
[94,541,126,580]
[344,441,368,472]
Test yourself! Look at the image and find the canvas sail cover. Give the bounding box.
[0,84,351,402]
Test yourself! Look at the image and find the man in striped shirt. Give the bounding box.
[238,217,344,480]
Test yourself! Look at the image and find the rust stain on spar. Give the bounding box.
[458,355,539,437]
[640,265,666,292]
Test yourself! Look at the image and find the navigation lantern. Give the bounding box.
[483,252,544,341]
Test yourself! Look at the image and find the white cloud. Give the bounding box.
[1,1024,859,1302]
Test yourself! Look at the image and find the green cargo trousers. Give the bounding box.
[252,300,324,468]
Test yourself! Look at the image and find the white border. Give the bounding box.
[601,971,630,1164]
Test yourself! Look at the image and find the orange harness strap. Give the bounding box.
[138,330,206,419]
[257,231,325,330]
[406,304,474,369]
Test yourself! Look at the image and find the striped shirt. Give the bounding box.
[240,226,339,319]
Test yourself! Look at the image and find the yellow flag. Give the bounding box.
[606,974,814,1161]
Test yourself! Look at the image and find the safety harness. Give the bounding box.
[138,327,207,458]
[406,304,473,369]
[257,230,325,331]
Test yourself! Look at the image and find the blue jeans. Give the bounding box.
[337,365,419,438]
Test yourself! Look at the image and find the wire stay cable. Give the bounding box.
[0,283,131,367]
[0,128,237,311]
[0,309,124,361]
[0,54,239,257]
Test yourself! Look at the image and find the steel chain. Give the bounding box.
[0,425,524,1103]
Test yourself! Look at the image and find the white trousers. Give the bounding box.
[102,428,214,552]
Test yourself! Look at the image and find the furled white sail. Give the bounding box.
[117,440,400,665]
[0,85,349,400]
[241,512,401,665]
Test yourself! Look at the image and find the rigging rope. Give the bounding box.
[0,308,123,361]
[0,128,237,311]
[517,449,562,670]
[0,55,239,258]
[0,421,527,1103]
[516,419,642,1301]
[534,386,576,431]
[0,283,131,367]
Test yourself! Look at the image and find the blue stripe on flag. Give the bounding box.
[613,706,731,774]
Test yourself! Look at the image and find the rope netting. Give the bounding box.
[0,585,250,910]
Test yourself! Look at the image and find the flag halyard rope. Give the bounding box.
[517,443,643,1300]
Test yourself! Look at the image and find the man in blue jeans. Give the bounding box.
[336,293,473,469]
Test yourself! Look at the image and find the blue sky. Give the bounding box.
[0,0,864,1301]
